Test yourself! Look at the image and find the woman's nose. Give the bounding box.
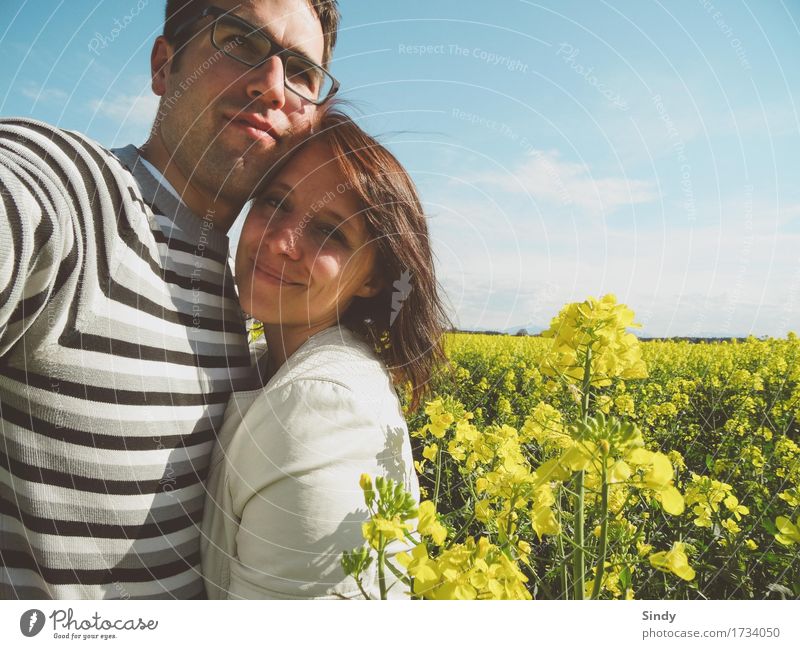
[265,215,303,259]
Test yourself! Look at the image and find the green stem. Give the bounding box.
[556,531,569,599]
[573,346,593,601]
[554,486,570,599]
[590,462,610,600]
[581,346,593,423]
[572,470,586,600]
[377,544,387,600]
[450,512,476,546]
[355,576,372,600]
[433,449,443,506]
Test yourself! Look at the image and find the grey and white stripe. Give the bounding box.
[0,118,252,599]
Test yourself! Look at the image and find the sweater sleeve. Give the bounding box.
[224,378,414,599]
[0,121,78,356]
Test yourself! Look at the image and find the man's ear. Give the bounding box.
[150,36,175,96]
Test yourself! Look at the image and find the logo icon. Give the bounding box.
[20,609,45,637]
[390,270,413,326]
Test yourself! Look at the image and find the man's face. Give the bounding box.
[154,0,324,205]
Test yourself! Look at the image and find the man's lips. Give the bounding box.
[225,111,280,142]
[252,259,302,286]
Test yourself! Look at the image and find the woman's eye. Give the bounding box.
[317,223,345,244]
[260,195,287,210]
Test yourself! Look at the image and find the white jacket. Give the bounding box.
[201,325,420,599]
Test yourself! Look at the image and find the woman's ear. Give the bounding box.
[354,272,386,299]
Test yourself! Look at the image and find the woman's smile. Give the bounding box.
[251,258,304,287]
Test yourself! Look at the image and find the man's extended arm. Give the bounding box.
[0,120,75,357]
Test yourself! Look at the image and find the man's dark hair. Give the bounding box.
[164,1,339,68]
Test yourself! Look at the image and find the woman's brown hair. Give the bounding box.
[310,109,452,411]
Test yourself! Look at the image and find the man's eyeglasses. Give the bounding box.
[172,5,339,105]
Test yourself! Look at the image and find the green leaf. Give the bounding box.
[619,565,632,590]
[761,518,778,535]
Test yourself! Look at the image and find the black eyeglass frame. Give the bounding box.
[170,5,340,105]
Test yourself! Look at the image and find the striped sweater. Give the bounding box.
[0,118,252,599]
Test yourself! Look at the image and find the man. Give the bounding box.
[0,0,339,599]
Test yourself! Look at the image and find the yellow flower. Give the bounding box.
[417,501,447,546]
[475,499,492,522]
[637,542,653,557]
[649,542,696,581]
[362,516,411,550]
[723,495,749,520]
[423,400,455,439]
[396,543,440,595]
[422,443,438,462]
[531,502,560,539]
[745,539,758,551]
[778,488,800,508]
[540,294,648,387]
[643,452,674,489]
[657,485,685,516]
[359,473,375,507]
[721,518,741,534]
[402,537,531,600]
[775,516,800,546]
[359,474,372,491]
[516,540,532,566]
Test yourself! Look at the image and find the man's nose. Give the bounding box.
[246,56,287,109]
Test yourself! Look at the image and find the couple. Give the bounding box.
[0,0,448,599]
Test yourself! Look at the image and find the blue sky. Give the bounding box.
[2,1,798,337]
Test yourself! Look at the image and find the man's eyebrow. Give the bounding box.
[236,10,319,62]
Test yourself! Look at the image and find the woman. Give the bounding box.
[201,111,450,599]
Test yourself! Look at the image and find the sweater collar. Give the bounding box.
[111,144,229,255]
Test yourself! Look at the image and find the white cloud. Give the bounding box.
[20,83,69,104]
[471,149,659,216]
[88,90,158,127]
[427,207,800,336]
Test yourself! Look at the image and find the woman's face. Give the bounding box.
[236,141,383,332]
